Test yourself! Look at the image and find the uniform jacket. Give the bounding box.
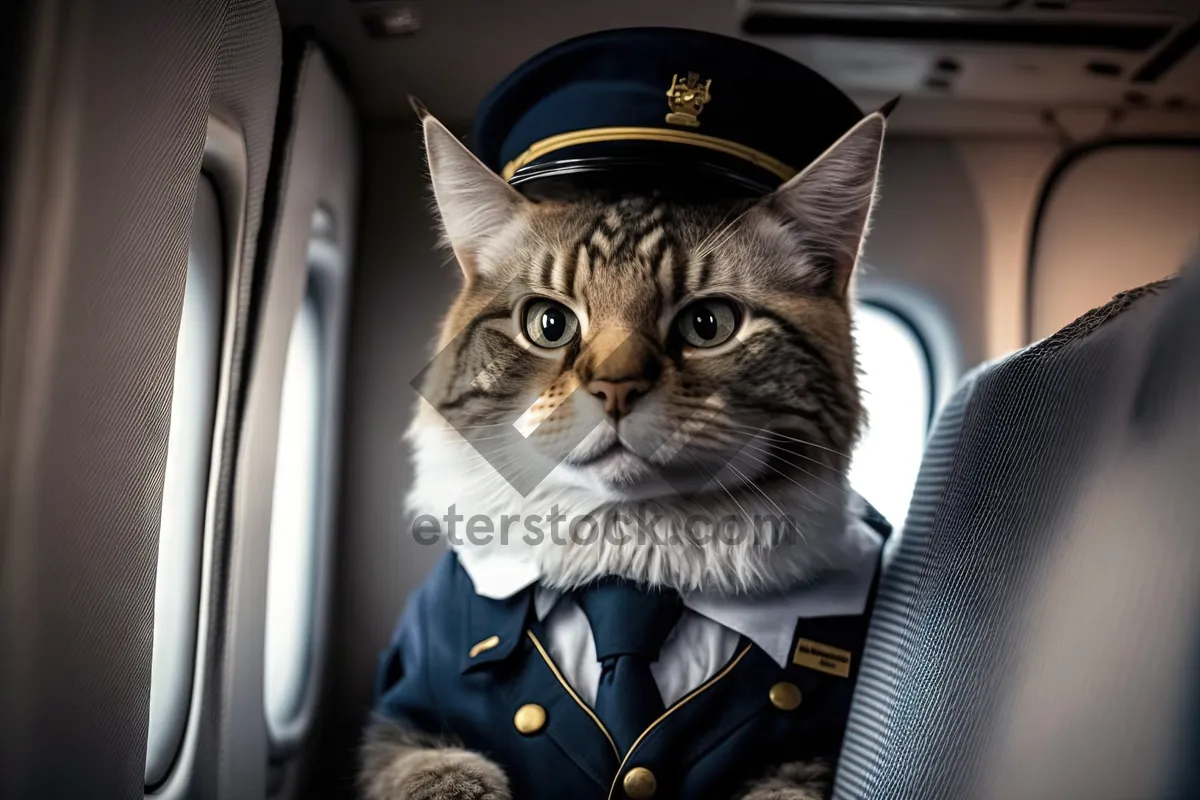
[374,506,891,800]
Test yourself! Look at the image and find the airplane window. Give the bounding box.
[146,176,224,788]
[1029,142,1200,341]
[849,302,932,528]
[264,204,350,749]
[264,286,325,739]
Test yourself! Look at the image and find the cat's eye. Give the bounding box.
[676,299,739,348]
[522,299,579,349]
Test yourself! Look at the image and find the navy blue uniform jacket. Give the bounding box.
[374,511,889,799]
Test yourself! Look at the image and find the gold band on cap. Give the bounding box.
[499,126,797,183]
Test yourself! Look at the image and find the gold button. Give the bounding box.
[622,766,657,799]
[769,681,803,711]
[513,703,546,735]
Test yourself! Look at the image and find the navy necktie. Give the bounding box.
[573,578,683,754]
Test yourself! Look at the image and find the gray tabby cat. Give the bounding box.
[361,105,887,800]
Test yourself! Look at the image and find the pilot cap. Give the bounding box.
[471,27,865,198]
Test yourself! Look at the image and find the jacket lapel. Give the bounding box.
[519,624,620,789]
[460,582,533,674]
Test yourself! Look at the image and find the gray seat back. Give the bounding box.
[835,265,1200,799]
[0,0,280,796]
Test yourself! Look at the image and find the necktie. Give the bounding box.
[573,578,683,754]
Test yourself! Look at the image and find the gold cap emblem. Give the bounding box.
[665,72,712,128]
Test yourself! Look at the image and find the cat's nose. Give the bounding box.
[586,378,652,417]
[576,328,662,417]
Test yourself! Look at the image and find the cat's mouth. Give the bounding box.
[575,444,662,492]
[561,429,664,488]
[571,441,645,468]
[559,420,745,494]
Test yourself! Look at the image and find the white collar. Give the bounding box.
[456,515,884,667]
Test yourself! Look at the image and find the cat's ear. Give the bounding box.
[749,110,886,297]
[420,108,529,281]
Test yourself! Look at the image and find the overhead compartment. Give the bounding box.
[741,1,1200,105]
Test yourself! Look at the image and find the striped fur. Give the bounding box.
[409,112,887,596]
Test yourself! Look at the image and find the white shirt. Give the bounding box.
[458,516,884,707]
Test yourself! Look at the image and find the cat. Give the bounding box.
[360,104,887,800]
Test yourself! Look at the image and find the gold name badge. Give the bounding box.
[792,638,853,678]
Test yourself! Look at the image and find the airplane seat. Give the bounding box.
[834,260,1200,799]
[0,0,281,796]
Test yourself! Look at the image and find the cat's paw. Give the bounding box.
[738,759,831,800]
[363,745,512,800]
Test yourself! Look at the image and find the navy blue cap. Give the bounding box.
[471,27,864,198]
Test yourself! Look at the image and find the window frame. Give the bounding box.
[146,114,251,796]
[1024,136,1200,343]
[263,206,349,755]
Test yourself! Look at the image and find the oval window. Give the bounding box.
[849,303,933,528]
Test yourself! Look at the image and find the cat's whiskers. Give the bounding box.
[724,460,784,515]
[444,431,530,445]
[680,451,757,538]
[460,456,509,476]
[734,447,836,508]
[404,424,513,448]
[691,205,750,262]
[725,457,803,546]
[458,443,534,474]
[431,421,520,431]
[660,437,735,468]
[466,458,536,497]
[690,205,737,255]
[740,440,851,481]
[728,423,855,460]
